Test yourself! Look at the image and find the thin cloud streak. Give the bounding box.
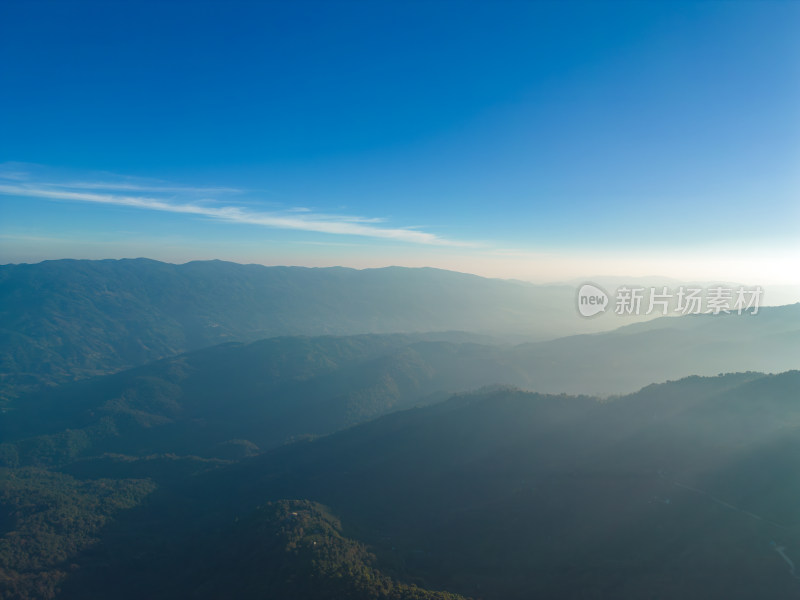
[53,181,245,195]
[0,182,470,247]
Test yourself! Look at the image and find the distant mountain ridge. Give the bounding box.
[0,258,585,401]
[5,258,795,403]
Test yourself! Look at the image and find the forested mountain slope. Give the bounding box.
[0,259,575,400]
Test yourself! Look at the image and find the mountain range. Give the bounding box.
[2,258,799,599]
[5,258,736,402]
[13,370,798,600]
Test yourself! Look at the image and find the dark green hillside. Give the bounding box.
[0,334,518,472]
[61,500,469,600]
[5,371,800,598]
[0,468,155,599]
[74,371,800,600]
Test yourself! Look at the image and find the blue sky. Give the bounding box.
[1,0,798,283]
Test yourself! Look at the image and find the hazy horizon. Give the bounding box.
[2,1,798,284]
[4,255,800,305]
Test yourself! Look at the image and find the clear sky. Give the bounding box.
[1,0,798,283]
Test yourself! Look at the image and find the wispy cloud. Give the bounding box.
[0,169,470,247]
[53,181,244,195]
